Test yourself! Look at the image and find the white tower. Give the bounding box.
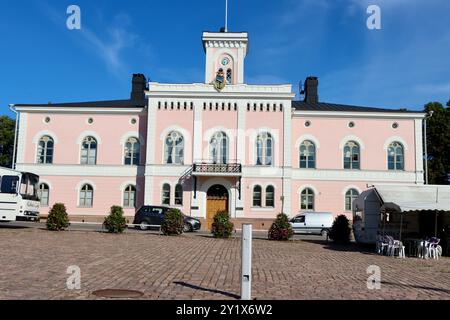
[202,31,249,85]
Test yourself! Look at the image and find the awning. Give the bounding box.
[373,184,450,213]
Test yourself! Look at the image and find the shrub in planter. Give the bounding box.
[103,206,127,234]
[211,211,234,239]
[46,203,70,231]
[329,215,351,244]
[268,213,293,241]
[161,208,184,236]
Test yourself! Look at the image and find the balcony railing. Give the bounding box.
[192,161,242,175]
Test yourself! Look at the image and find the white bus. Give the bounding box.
[0,167,40,222]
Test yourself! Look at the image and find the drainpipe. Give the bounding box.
[9,104,18,170]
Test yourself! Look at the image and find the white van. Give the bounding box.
[0,167,40,222]
[289,212,334,236]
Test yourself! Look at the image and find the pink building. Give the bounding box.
[12,30,425,230]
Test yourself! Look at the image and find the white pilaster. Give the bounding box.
[282,104,293,215]
[16,112,27,164]
[144,97,157,205]
[193,101,203,162]
[237,101,246,164]
[415,118,425,184]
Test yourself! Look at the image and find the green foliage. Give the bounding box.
[329,215,351,244]
[103,206,127,233]
[268,213,293,241]
[46,203,70,231]
[0,116,15,168]
[424,102,450,184]
[161,208,184,236]
[211,211,234,238]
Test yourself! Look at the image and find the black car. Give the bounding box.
[133,206,201,232]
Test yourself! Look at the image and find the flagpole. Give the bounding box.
[225,0,228,32]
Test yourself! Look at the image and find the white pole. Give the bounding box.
[9,104,18,169]
[225,0,228,32]
[424,117,428,184]
[240,224,252,300]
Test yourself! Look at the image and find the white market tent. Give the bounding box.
[374,184,450,240]
[373,184,450,213]
[353,184,450,244]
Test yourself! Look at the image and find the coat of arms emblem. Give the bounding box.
[211,68,226,91]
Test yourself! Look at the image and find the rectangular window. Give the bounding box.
[39,190,49,206]
[253,189,262,207]
[0,176,19,194]
[162,189,170,205]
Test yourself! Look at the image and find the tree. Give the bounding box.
[0,116,15,168]
[424,102,450,184]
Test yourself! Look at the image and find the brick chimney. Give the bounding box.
[304,76,319,104]
[130,74,147,101]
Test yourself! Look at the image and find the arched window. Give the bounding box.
[123,185,136,208]
[299,140,316,169]
[165,131,184,165]
[253,185,262,207]
[266,185,275,208]
[80,136,97,165]
[162,184,171,205]
[300,188,315,211]
[79,184,94,207]
[256,132,273,166]
[388,142,404,170]
[210,131,228,164]
[226,69,232,84]
[175,184,183,206]
[38,183,50,206]
[37,136,54,164]
[345,189,359,211]
[343,141,360,170]
[124,137,140,165]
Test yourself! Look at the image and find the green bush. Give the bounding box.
[46,203,70,231]
[268,213,293,241]
[211,211,234,238]
[329,215,351,244]
[161,208,184,236]
[103,206,127,234]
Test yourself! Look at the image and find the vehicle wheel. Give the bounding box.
[321,229,329,237]
[139,220,151,231]
[183,223,193,233]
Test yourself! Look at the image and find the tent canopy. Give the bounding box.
[373,184,450,213]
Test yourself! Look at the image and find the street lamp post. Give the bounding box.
[424,111,434,185]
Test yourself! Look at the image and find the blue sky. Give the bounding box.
[1,0,449,117]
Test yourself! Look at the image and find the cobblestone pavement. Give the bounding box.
[0,226,449,300]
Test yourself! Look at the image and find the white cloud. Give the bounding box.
[38,1,148,76]
[414,83,450,94]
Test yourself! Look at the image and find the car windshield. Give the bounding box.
[19,173,39,201]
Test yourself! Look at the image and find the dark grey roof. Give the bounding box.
[292,101,422,113]
[15,99,147,108]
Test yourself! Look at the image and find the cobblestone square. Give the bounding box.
[0,227,449,300]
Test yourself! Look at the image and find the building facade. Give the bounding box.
[12,30,425,229]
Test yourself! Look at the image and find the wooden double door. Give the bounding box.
[206,185,229,230]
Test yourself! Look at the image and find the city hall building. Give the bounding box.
[12,30,426,229]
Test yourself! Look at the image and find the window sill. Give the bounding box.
[251,207,275,212]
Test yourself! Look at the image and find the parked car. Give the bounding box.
[133,206,201,232]
[289,212,334,236]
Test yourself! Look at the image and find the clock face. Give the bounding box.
[221,58,230,66]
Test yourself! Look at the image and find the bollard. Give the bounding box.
[240,224,252,300]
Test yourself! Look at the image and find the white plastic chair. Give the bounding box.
[418,240,429,259]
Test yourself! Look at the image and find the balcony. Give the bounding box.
[192,161,242,177]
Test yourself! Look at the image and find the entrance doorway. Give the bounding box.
[206,185,229,230]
